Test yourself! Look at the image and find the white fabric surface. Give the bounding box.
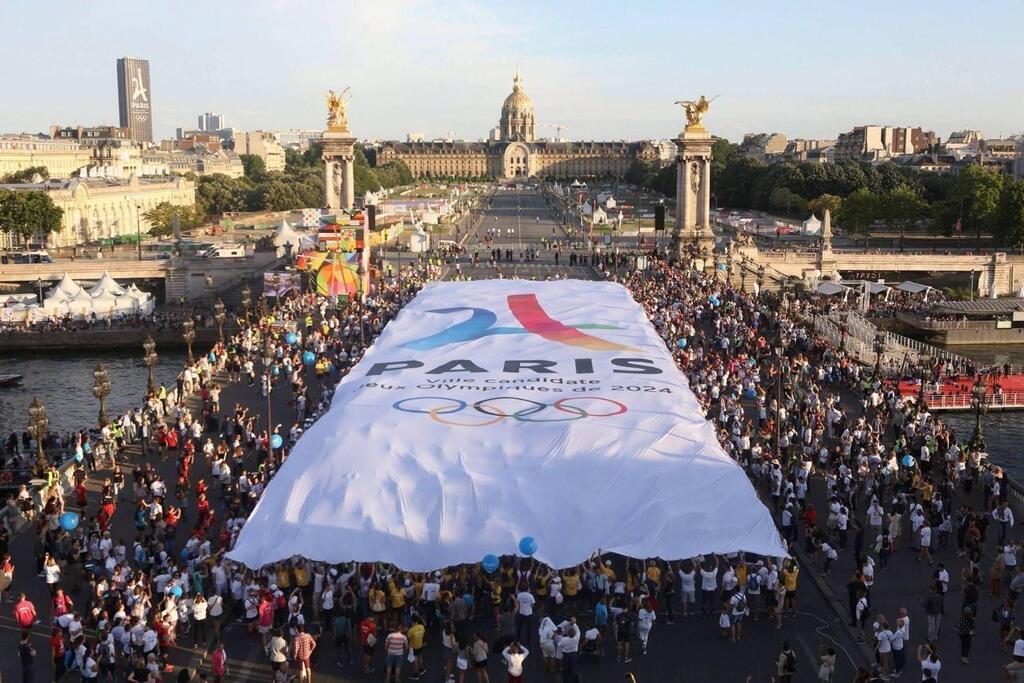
[228,279,787,570]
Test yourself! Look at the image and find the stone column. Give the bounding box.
[672,128,715,268]
[321,132,356,211]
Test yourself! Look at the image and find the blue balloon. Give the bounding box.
[518,536,538,556]
[171,585,183,598]
[59,511,80,532]
[285,332,298,345]
[481,554,499,573]
[270,434,284,450]
[901,454,915,468]
[677,338,687,349]
[302,351,316,366]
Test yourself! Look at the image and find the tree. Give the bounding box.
[1,166,50,184]
[836,188,880,240]
[240,154,266,180]
[195,174,252,217]
[880,186,929,250]
[142,202,203,237]
[0,190,63,242]
[997,181,1024,249]
[768,187,806,216]
[808,193,842,218]
[257,182,301,211]
[947,164,1004,245]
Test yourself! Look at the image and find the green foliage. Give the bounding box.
[807,193,842,217]
[945,164,1004,239]
[142,202,203,237]
[0,189,63,240]
[879,186,930,239]
[240,154,266,180]
[1,166,50,184]
[768,186,807,216]
[836,188,880,235]
[996,181,1024,249]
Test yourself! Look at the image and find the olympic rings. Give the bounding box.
[391,395,628,427]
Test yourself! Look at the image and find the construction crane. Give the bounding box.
[540,123,568,141]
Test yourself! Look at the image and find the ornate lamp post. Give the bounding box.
[240,283,252,323]
[91,363,111,427]
[971,374,988,449]
[263,336,275,431]
[181,316,195,365]
[838,318,849,352]
[214,298,226,343]
[272,273,282,310]
[27,397,49,475]
[773,336,785,464]
[873,329,886,378]
[142,335,159,396]
[756,265,765,293]
[917,352,931,408]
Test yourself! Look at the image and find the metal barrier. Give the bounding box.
[920,391,1024,411]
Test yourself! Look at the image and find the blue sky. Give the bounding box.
[2,0,1022,143]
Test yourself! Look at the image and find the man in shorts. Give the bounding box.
[383,624,407,683]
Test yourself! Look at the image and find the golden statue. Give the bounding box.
[674,95,716,130]
[326,87,351,130]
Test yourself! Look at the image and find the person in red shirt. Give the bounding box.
[258,594,275,652]
[52,588,73,619]
[211,642,228,683]
[50,625,66,680]
[359,616,378,675]
[13,593,36,630]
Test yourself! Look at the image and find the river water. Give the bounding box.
[0,350,186,438]
[2,342,1023,477]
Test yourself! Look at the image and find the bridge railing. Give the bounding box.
[895,312,996,331]
[918,391,1024,410]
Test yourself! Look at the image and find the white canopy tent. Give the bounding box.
[228,280,787,570]
[802,214,822,235]
[273,219,306,257]
[89,272,127,297]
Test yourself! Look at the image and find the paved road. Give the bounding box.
[1,187,873,683]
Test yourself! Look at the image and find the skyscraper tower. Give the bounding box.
[116,57,153,143]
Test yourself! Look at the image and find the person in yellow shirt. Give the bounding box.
[407,615,426,678]
[782,560,799,615]
[369,583,387,616]
[388,579,406,624]
[645,560,662,598]
[294,562,309,589]
[563,568,581,615]
[276,563,292,590]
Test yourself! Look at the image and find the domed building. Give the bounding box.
[373,68,673,180]
[499,66,535,142]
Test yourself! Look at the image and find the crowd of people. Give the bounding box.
[3,205,1024,683]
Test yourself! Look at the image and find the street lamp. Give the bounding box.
[873,329,886,378]
[214,298,226,343]
[971,374,988,449]
[136,204,143,262]
[773,338,785,464]
[91,363,111,428]
[838,318,848,352]
[181,316,195,365]
[36,277,44,304]
[142,335,158,396]
[240,283,252,323]
[263,336,275,431]
[27,397,49,476]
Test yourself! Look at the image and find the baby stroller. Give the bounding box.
[581,626,603,662]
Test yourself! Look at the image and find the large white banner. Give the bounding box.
[228,279,786,570]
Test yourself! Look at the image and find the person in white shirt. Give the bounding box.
[502,642,529,680]
[874,618,893,678]
[538,617,557,672]
[515,590,535,644]
[636,599,656,654]
[555,620,580,680]
[677,562,696,617]
[699,556,719,616]
[919,523,933,565]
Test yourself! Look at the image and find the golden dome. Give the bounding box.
[502,66,533,114]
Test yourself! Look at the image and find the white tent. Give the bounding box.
[67,289,95,318]
[592,206,608,225]
[816,281,850,296]
[605,195,617,210]
[802,214,822,235]
[89,272,127,297]
[273,219,305,257]
[228,280,787,570]
[53,272,82,298]
[897,281,932,294]
[91,293,118,318]
[580,201,593,216]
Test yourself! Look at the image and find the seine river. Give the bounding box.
[2,344,1022,478]
[0,349,186,439]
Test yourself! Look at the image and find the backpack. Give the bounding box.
[747,573,761,592]
[784,650,796,674]
[732,594,747,613]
